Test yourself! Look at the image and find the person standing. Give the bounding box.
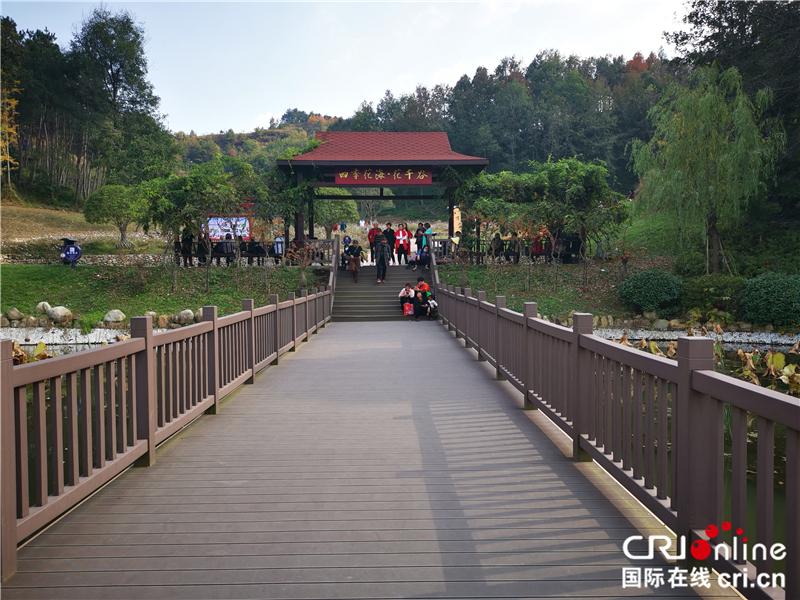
[374,237,391,283]
[395,223,410,266]
[423,222,433,248]
[273,233,284,265]
[414,223,425,252]
[196,233,209,266]
[347,239,363,283]
[383,222,396,264]
[367,222,380,265]
[181,228,194,267]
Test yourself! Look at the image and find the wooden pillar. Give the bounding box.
[130,317,157,467]
[294,211,305,245]
[308,192,315,240]
[448,193,455,239]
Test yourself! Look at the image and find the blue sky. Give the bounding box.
[2,1,686,135]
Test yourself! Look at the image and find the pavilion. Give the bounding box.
[276,131,488,240]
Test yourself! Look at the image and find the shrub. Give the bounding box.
[681,274,747,316]
[738,272,800,326]
[618,269,682,314]
[674,251,706,277]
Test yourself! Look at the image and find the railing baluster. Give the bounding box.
[50,375,64,496]
[657,376,668,499]
[644,373,654,489]
[756,416,775,575]
[604,357,612,455]
[33,381,47,505]
[116,358,126,453]
[105,360,116,461]
[622,365,631,471]
[613,361,621,462]
[731,405,747,564]
[65,372,79,486]
[632,368,642,480]
[79,368,92,477]
[14,387,29,516]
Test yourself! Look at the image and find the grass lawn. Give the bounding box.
[1,264,330,328]
[1,205,163,255]
[438,249,674,320]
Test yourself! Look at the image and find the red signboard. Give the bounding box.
[334,167,432,185]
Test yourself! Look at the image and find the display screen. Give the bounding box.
[207,217,251,241]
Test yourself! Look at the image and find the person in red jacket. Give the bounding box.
[395,223,411,266]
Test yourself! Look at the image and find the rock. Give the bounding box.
[0,317,9,327]
[653,319,670,331]
[764,324,774,332]
[607,315,615,328]
[669,319,684,331]
[5,307,24,320]
[592,316,599,327]
[157,315,169,329]
[600,316,608,328]
[567,317,573,327]
[10,320,22,328]
[103,309,126,324]
[173,309,195,325]
[194,309,203,323]
[738,322,753,332]
[34,302,51,315]
[25,316,38,328]
[144,311,157,317]
[644,311,658,321]
[47,306,73,323]
[168,322,182,330]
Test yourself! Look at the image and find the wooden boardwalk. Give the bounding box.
[3,322,739,599]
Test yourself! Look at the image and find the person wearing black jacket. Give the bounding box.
[383,223,396,264]
[412,290,432,321]
[374,238,391,283]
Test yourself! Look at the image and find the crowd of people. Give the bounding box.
[398,277,438,321]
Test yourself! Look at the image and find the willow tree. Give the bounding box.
[631,67,785,274]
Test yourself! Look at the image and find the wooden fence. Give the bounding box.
[435,283,799,600]
[0,244,339,580]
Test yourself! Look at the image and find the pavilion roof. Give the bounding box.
[276,131,488,166]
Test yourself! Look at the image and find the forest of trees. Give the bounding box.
[2,1,798,275]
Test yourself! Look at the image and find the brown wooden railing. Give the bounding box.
[1,281,335,580]
[435,283,799,600]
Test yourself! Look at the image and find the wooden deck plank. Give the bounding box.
[4,322,737,599]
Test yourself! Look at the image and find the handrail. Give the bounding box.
[0,286,334,580]
[434,282,799,600]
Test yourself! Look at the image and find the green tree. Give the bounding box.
[631,67,785,273]
[313,189,360,238]
[84,184,145,248]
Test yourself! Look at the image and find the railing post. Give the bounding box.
[523,303,538,411]
[202,306,220,414]
[452,286,460,336]
[495,296,505,379]
[463,288,472,345]
[571,313,593,461]
[243,299,255,384]
[301,289,309,341]
[675,337,720,540]
[1,339,18,580]
[476,291,487,361]
[312,287,319,332]
[269,294,280,365]
[288,292,297,351]
[131,317,157,467]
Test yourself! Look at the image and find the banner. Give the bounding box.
[207,217,251,241]
[335,167,432,185]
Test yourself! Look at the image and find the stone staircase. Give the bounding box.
[332,264,434,322]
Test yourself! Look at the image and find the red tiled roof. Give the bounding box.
[278,132,488,165]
